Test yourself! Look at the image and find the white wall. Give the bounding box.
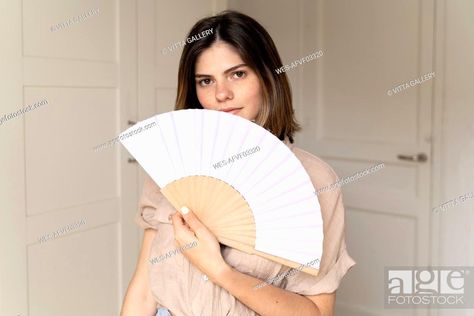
[433,1,474,314]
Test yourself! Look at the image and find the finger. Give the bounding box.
[179,206,208,237]
[170,212,191,229]
[171,212,196,243]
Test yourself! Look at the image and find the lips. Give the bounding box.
[221,107,243,113]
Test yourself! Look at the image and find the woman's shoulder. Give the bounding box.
[291,146,340,191]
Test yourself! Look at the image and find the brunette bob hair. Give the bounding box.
[175,10,301,143]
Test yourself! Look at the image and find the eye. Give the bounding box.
[233,70,246,79]
[198,78,212,87]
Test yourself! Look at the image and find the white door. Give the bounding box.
[298,1,434,315]
[0,1,138,315]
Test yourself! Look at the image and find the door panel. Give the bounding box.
[2,0,126,315]
[25,87,118,215]
[306,1,434,315]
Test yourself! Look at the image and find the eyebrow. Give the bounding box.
[195,63,247,78]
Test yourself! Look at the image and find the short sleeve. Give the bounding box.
[134,175,177,230]
[281,148,356,295]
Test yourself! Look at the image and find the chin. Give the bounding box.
[238,113,252,121]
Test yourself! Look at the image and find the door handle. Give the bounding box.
[397,153,428,162]
[126,121,137,163]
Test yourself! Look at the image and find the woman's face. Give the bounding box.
[194,41,263,121]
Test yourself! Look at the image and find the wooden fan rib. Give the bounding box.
[201,176,241,226]
[218,237,319,277]
[208,215,255,228]
[252,249,320,277]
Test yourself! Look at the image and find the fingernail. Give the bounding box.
[180,206,190,215]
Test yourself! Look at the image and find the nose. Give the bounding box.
[215,81,233,102]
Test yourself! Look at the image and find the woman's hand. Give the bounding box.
[170,206,230,281]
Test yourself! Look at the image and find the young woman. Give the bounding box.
[121,10,355,316]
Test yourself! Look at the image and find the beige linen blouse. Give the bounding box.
[134,137,356,316]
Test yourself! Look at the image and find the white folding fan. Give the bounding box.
[119,109,323,276]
